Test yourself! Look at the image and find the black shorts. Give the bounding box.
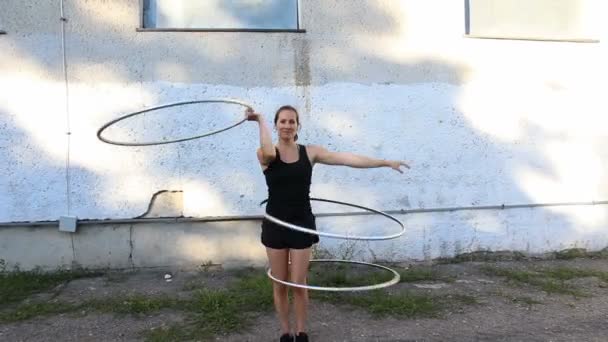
[261,210,319,250]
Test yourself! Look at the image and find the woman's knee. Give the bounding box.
[292,286,307,298]
[290,278,308,296]
[290,272,307,285]
[273,282,289,296]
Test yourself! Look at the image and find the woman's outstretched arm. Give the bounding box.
[308,145,410,173]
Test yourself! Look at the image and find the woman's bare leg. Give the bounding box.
[266,247,291,334]
[289,247,312,334]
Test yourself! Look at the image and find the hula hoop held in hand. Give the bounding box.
[96,99,252,146]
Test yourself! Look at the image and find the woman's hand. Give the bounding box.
[245,108,263,122]
[387,160,410,173]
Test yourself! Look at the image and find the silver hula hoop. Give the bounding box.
[97,99,252,146]
[260,197,405,240]
[267,259,400,292]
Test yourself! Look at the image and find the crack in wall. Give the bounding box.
[128,224,134,269]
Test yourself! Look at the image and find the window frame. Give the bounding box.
[463,0,599,43]
[136,0,305,33]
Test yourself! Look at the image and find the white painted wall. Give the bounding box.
[1,0,607,264]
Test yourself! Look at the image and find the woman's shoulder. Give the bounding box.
[301,144,313,153]
[303,144,325,152]
[302,144,326,164]
[256,145,279,169]
[301,143,321,149]
[256,145,279,153]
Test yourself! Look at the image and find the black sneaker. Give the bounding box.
[295,332,309,342]
[280,333,294,342]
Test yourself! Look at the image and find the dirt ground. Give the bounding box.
[1,258,607,342]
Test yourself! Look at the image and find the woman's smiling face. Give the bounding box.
[275,109,299,140]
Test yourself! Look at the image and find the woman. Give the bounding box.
[247,105,409,342]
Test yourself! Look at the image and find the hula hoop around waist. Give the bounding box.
[260,197,405,241]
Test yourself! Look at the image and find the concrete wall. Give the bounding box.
[2,203,607,271]
[0,220,266,271]
[1,1,607,269]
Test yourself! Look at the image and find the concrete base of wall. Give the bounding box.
[0,220,268,271]
[1,205,607,271]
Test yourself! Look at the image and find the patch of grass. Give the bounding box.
[89,295,180,315]
[307,265,465,318]
[316,290,439,318]
[481,266,538,282]
[542,267,608,282]
[0,269,274,341]
[484,265,608,290]
[233,272,274,311]
[480,266,585,296]
[182,279,205,291]
[554,248,588,260]
[0,266,477,339]
[592,247,608,258]
[144,271,274,341]
[353,291,438,317]
[549,247,608,260]
[0,269,103,306]
[310,268,348,287]
[308,264,396,289]
[0,295,181,322]
[0,301,77,322]
[184,289,244,337]
[145,288,262,341]
[398,267,446,283]
[437,250,527,264]
[0,295,181,324]
[536,279,583,296]
[309,270,390,288]
[306,264,475,318]
[144,325,194,342]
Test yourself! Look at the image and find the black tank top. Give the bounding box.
[263,144,312,214]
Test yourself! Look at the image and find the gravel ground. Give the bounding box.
[1,258,607,342]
